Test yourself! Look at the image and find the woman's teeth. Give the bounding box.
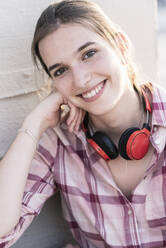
[82,82,104,99]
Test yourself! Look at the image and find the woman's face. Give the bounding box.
[39,23,130,116]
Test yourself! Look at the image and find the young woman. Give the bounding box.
[1,0,166,247]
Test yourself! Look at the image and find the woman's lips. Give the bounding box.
[80,80,107,102]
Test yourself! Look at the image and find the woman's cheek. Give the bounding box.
[92,53,113,75]
[53,78,72,97]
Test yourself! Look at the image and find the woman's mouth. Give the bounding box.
[80,80,107,102]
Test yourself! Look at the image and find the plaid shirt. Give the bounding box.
[1,84,166,248]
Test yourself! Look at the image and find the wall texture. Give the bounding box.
[0,0,157,247]
[0,0,52,158]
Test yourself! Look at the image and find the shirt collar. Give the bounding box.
[148,84,166,153]
[151,83,166,128]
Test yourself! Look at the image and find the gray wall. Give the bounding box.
[12,193,76,248]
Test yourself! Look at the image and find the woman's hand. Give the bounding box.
[23,90,85,135]
[64,101,85,132]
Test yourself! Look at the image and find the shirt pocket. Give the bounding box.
[145,172,166,229]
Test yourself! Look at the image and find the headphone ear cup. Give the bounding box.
[93,131,119,159]
[118,127,139,160]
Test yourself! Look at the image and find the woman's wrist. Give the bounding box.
[17,128,38,149]
[21,112,47,141]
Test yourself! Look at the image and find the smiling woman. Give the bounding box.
[0,0,166,248]
[38,23,131,117]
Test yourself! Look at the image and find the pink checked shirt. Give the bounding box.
[1,84,166,248]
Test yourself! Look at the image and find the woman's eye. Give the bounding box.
[83,50,97,60]
[53,67,68,77]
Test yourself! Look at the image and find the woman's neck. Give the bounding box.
[89,87,144,145]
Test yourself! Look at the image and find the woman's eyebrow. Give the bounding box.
[48,41,96,73]
[77,41,96,53]
[49,63,61,73]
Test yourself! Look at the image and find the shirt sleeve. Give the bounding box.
[0,128,58,248]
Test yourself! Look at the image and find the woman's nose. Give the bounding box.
[72,65,92,88]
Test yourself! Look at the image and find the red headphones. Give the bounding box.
[82,92,151,161]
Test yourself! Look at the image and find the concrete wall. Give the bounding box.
[0,0,157,247]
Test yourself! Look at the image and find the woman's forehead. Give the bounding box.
[38,23,108,64]
[40,23,104,47]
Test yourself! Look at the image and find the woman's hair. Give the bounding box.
[31,0,147,92]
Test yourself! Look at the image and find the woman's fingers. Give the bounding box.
[67,109,78,133]
[29,89,85,133]
[66,102,85,132]
[60,104,70,123]
[66,102,76,126]
[75,108,85,131]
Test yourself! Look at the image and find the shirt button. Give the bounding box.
[155,137,161,145]
[153,126,157,132]
[128,210,132,215]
